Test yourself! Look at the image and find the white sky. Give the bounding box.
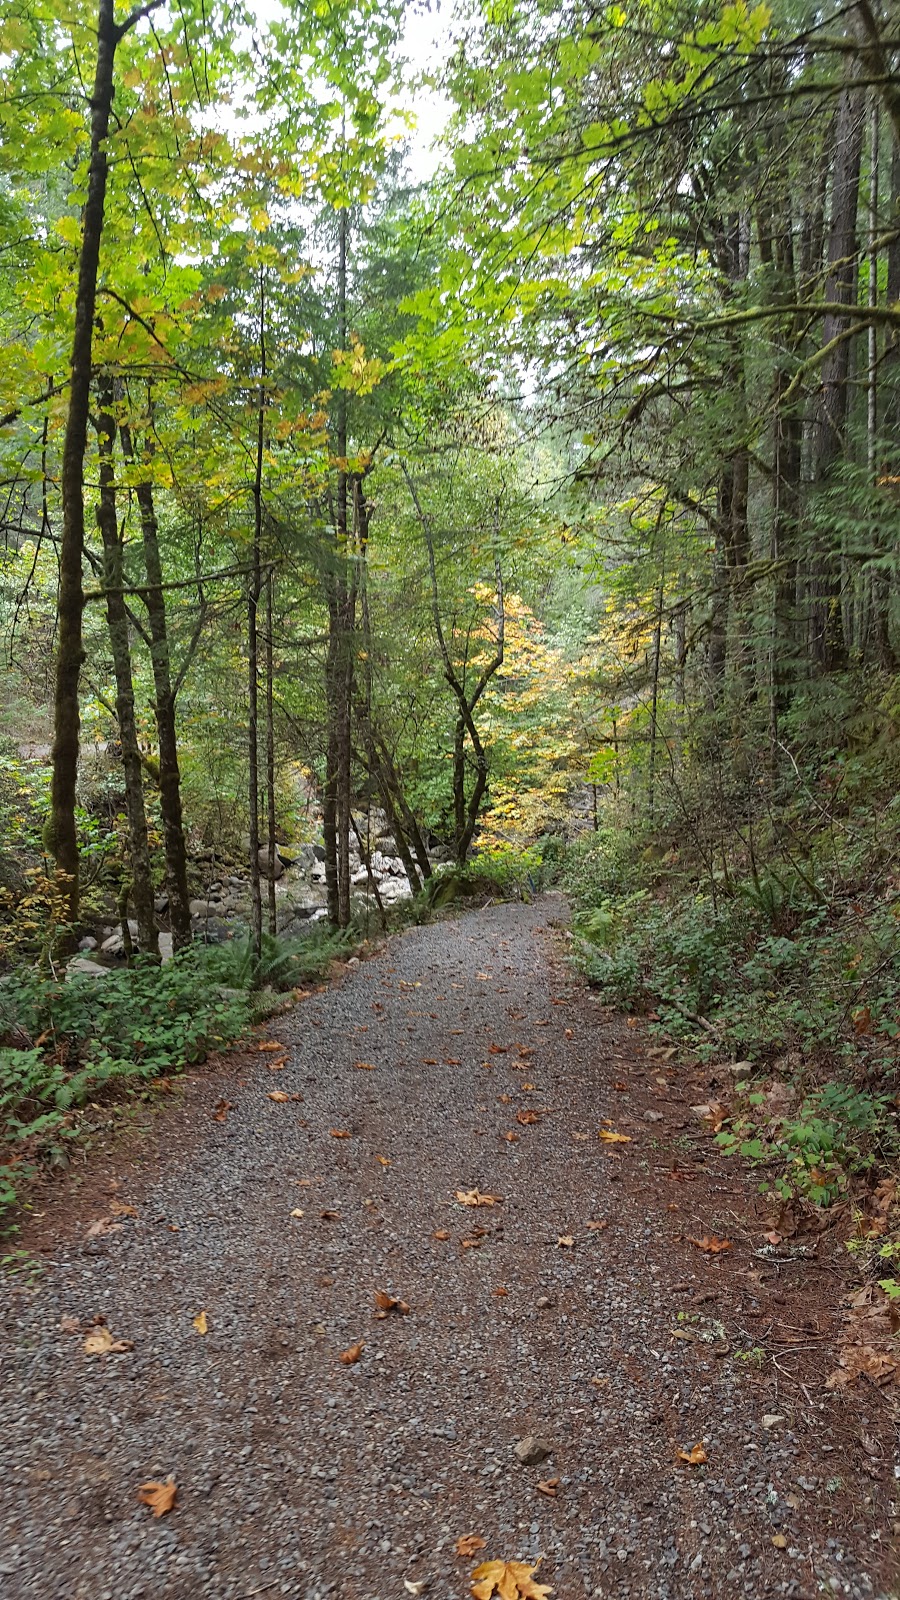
[394,3,454,182]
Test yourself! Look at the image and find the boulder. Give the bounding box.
[312,844,326,863]
[154,893,169,915]
[189,899,215,919]
[78,936,97,952]
[100,920,139,955]
[257,847,285,880]
[158,932,173,963]
[67,957,111,980]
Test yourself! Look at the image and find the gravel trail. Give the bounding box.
[0,897,895,1600]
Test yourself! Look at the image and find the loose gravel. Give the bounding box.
[0,896,896,1599]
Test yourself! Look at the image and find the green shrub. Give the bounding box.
[0,952,252,1221]
[193,926,355,992]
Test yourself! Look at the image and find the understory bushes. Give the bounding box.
[564,771,900,1209]
[0,922,353,1223]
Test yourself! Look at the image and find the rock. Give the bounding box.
[312,844,326,862]
[347,956,360,966]
[154,893,169,915]
[100,920,139,955]
[725,1060,754,1081]
[66,957,111,980]
[351,867,371,886]
[535,1296,555,1310]
[762,1413,785,1429]
[189,899,214,918]
[77,936,97,952]
[643,1109,664,1122]
[158,933,173,962]
[514,1436,551,1466]
[257,847,285,880]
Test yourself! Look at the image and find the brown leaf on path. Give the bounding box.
[267,1060,287,1071]
[355,1061,376,1070]
[598,1130,631,1144]
[422,1058,438,1065]
[83,1325,134,1356]
[456,1189,503,1207]
[461,1237,483,1249]
[192,1311,208,1335]
[433,1229,451,1241]
[502,1132,520,1143]
[290,1207,304,1218]
[852,1006,873,1035]
[498,1094,512,1105]
[137,1478,177,1517]
[85,1217,122,1239]
[255,1041,283,1052]
[320,1209,340,1220]
[687,1235,732,1254]
[676,1442,708,1466]
[564,1028,574,1040]
[445,1057,461,1065]
[59,1315,80,1334]
[471,1558,553,1600]
[330,1129,351,1138]
[586,1220,608,1231]
[213,1099,233,1122]
[557,1235,575,1248]
[493,1286,509,1297]
[339,1341,364,1365]
[456,1535,487,1558]
[108,1199,138,1217]
[536,1478,560,1497]
[373,1289,411,1317]
[489,1044,507,1054]
[267,1090,291,1103]
[516,1110,540,1126]
[376,1155,391,1167]
[771,1534,788,1550]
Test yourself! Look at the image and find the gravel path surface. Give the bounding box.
[1,897,896,1600]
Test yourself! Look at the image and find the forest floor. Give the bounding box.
[0,896,897,1600]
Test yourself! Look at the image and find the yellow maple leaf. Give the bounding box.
[471,1558,553,1600]
[598,1129,631,1143]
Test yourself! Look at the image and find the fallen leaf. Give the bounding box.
[517,1109,540,1126]
[456,1189,503,1207]
[377,1155,392,1167]
[137,1478,177,1517]
[456,1534,486,1558]
[498,1094,513,1105]
[461,1237,483,1249]
[320,1209,340,1220]
[502,1132,520,1143]
[422,1058,438,1065]
[771,1534,788,1550]
[572,1132,588,1142]
[255,1040,283,1051]
[687,1236,732,1254]
[471,1558,552,1600]
[433,1229,451,1241]
[445,1057,461,1065]
[59,1315,81,1334]
[613,1081,627,1091]
[489,1043,508,1054]
[404,1582,427,1595]
[374,1289,411,1317]
[339,1341,364,1364]
[290,1207,304,1218]
[598,1130,631,1144]
[564,1028,574,1040]
[83,1326,134,1356]
[355,1061,376,1070]
[108,1199,138,1217]
[330,1129,351,1139]
[586,1220,608,1231]
[557,1235,575,1248]
[213,1099,233,1122]
[676,1442,707,1466]
[852,1006,873,1036]
[536,1478,559,1497]
[85,1217,122,1239]
[192,1310,208,1335]
[493,1286,509,1297]
[268,1090,291,1103]
[267,1060,286,1071]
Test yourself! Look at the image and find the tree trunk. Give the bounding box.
[96,394,159,958]
[119,420,192,949]
[810,81,865,672]
[248,272,266,960]
[48,0,119,925]
[265,569,278,938]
